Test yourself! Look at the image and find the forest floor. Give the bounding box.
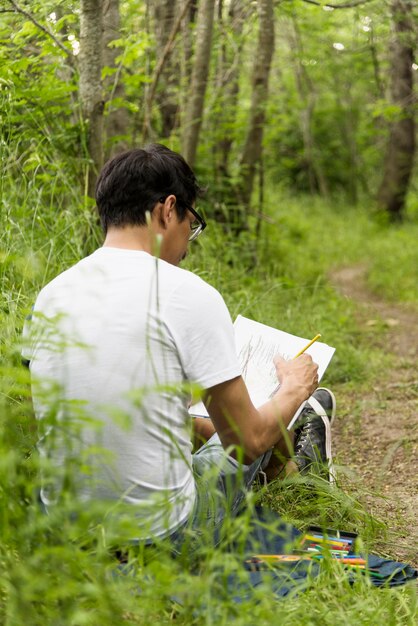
[330,266,418,569]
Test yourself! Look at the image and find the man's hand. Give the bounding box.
[203,355,319,462]
[274,354,318,401]
[192,416,216,451]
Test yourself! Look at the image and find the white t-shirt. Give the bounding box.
[23,248,241,540]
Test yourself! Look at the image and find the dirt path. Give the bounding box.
[330,266,418,568]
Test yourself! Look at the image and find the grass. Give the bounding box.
[1,155,418,624]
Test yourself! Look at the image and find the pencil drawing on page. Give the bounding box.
[234,316,335,419]
[189,315,335,422]
[238,334,292,408]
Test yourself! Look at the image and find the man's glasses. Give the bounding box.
[186,205,207,241]
[158,197,207,242]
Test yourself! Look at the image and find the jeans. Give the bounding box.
[170,433,272,552]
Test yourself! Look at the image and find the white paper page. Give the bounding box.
[190,315,335,427]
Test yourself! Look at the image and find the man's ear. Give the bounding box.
[159,195,177,228]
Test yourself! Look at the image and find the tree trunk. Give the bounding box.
[237,0,275,218]
[181,1,198,89]
[289,17,329,197]
[152,0,180,138]
[79,0,104,197]
[103,0,130,156]
[369,22,384,100]
[142,0,192,141]
[376,0,415,222]
[208,0,248,225]
[216,0,246,179]
[181,0,216,168]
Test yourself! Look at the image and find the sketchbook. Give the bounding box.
[190,314,335,429]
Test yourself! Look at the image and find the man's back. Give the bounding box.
[24,246,240,540]
[23,144,321,546]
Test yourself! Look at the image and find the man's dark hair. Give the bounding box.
[95,144,203,233]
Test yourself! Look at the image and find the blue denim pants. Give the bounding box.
[170,433,272,551]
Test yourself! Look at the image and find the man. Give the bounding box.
[23,144,335,547]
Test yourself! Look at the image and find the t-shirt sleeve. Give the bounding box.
[165,275,242,390]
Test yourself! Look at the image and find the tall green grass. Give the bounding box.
[1,142,417,624]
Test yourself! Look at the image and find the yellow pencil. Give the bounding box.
[293,334,321,359]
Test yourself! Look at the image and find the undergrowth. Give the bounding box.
[1,154,417,623]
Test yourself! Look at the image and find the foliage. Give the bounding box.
[0,1,417,623]
[1,0,416,214]
[366,223,418,304]
[264,3,392,198]
[2,156,418,620]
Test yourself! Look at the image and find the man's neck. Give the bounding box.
[103,225,153,252]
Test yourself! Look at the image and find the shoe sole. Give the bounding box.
[306,387,336,483]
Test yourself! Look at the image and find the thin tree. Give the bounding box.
[103,0,130,156]
[237,0,275,219]
[288,15,329,197]
[181,0,198,86]
[142,0,192,141]
[181,0,216,168]
[151,0,179,138]
[79,0,104,198]
[377,0,416,221]
[215,0,247,182]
